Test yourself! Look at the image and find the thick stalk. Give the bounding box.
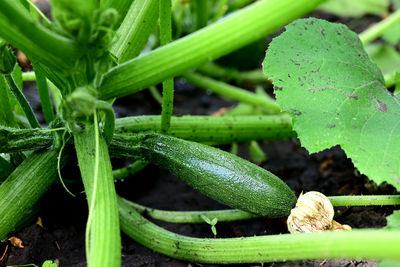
[182,72,280,112]
[119,198,400,264]
[0,149,60,240]
[74,123,121,267]
[110,0,158,63]
[0,0,79,72]
[98,0,324,99]
[115,114,295,145]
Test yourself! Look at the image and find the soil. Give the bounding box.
[1,5,399,267]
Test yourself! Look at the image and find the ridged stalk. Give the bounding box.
[119,198,400,264]
[110,0,158,63]
[115,114,295,145]
[74,123,121,267]
[98,0,324,99]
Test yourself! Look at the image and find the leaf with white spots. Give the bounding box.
[263,18,400,190]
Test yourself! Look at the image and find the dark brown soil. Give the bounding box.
[1,5,398,267]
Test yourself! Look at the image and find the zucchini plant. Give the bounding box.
[0,0,400,266]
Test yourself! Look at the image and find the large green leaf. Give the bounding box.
[263,18,400,190]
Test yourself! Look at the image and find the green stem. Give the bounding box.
[120,195,400,224]
[160,81,174,134]
[110,0,158,63]
[148,86,163,105]
[359,8,400,45]
[0,0,79,72]
[249,140,267,163]
[182,72,280,113]
[384,71,397,88]
[115,114,295,145]
[119,198,400,264]
[0,149,62,240]
[160,0,174,134]
[119,197,258,223]
[31,63,55,124]
[113,160,149,180]
[22,71,36,81]
[194,0,208,29]
[5,74,40,128]
[98,0,324,99]
[197,62,269,84]
[74,122,121,267]
[329,195,400,206]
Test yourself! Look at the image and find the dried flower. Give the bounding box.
[287,191,351,233]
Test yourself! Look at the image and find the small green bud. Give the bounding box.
[99,8,118,29]
[61,86,98,132]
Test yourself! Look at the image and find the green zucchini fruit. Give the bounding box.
[111,133,297,217]
[0,149,60,240]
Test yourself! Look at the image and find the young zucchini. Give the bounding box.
[111,133,297,217]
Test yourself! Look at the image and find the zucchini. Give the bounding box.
[0,149,61,240]
[111,133,297,217]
